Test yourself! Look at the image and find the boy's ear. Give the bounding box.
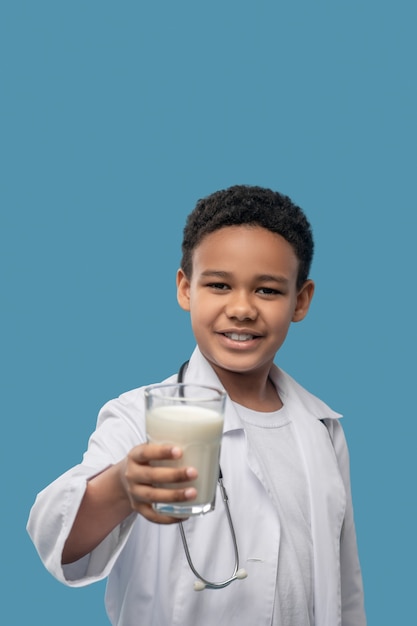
[176,269,191,311]
[292,279,315,322]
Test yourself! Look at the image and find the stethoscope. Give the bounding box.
[177,361,248,591]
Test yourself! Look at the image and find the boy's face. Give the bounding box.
[177,225,314,385]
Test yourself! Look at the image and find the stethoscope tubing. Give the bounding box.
[176,361,248,591]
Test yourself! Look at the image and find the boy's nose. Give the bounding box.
[225,292,257,321]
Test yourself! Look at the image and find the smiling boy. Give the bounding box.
[177,225,313,412]
[28,185,366,626]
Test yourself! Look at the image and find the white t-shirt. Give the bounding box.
[234,402,314,626]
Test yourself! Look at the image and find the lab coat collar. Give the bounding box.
[268,363,342,421]
[185,347,342,433]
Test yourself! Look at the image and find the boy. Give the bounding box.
[27,185,366,625]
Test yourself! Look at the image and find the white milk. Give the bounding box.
[146,404,223,507]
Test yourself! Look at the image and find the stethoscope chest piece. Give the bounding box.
[193,568,248,592]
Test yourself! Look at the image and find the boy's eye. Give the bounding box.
[207,282,229,291]
[257,287,281,295]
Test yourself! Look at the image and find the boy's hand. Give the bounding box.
[119,443,198,524]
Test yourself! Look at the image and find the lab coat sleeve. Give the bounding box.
[27,390,146,586]
[27,464,137,586]
[326,419,367,626]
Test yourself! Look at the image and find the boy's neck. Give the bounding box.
[214,367,282,413]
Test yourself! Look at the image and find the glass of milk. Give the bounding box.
[144,383,226,517]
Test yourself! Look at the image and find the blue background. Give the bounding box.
[2,1,415,623]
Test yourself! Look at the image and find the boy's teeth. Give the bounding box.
[225,333,254,341]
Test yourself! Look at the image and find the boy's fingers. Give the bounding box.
[119,444,198,514]
[127,482,197,524]
[120,443,199,525]
[133,464,198,486]
[123,463,198,491]
[132,443,182,463]
[131,484,197,506]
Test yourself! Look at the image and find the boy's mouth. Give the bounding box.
[223,332,258,342]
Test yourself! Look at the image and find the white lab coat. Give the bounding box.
[27,347,366,626]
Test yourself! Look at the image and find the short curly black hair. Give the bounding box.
[181,185,314,289]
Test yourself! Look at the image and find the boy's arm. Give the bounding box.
[61,443,198,564]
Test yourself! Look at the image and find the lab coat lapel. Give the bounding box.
[270,365,347,626]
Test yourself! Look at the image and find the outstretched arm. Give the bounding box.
[62,443,197,564]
